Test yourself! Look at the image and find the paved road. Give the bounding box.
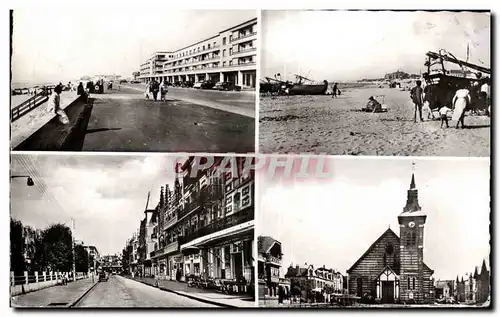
[82,86,255,152]
[76,275,218,308]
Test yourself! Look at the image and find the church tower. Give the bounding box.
[398,172,427,303]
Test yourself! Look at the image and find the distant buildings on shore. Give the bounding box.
[136,18,257,89]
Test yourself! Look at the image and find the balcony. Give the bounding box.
[231,47,256,56]
[230,32,257,43]
[179,205,254,245]
[266,255,282,266]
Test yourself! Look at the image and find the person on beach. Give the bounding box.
[410,80,424,122]
[331,83,338,98]
[439,105,451,128]
[77,82,85,96]
[366,96,382,113]
[47,84,70,124]
[452,87,471,129]
[159,80,168,102]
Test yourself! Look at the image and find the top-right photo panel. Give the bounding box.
[259,10,490,157]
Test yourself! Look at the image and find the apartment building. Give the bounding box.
[138,18,257,89]
[258,236,288,298]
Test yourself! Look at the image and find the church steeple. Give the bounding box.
[403,173,422,213]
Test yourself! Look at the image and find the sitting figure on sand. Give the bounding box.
[363,96,385,113]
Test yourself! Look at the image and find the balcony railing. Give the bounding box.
[179,206,254,245]
[266,255,282,266]
[230,32,257,43]
[231,47,256,56]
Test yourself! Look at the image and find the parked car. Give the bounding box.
[99,272,109,282]
[193,82,203,89]
[201,81,216,89]
[119,79,128,84]
[130,80,141,84]
[214,81,242,91]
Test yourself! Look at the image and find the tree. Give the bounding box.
[42,224,73,272]
[24,226,45,273]
[10,219,26,274]
[75,245,89,272]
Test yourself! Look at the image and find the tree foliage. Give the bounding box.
[75,244,89,272]
[10,219,25,274]
[41,224,73,272]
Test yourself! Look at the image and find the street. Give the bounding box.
[81,85,255,152]
[76,275,218,308]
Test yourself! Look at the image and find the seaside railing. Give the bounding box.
[11,87,54,122]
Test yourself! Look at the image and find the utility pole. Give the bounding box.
[71,218,76,282]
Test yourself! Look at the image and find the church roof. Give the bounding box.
[347,228,434,274]
[400,173,426,217]
[347,228,399,273]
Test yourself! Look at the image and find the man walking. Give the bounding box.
[331,83,338,98]
[410,80,424,122]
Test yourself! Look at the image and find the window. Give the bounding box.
[412,277,416,290]
[408,277,411,290]
[229,35,232,42]
[229,48,233,55]
[223,49,226,57]
[208,44,211,49]
[406,231,417,247]
[223,37,226,45]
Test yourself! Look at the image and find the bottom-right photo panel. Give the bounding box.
[257,157,490,308]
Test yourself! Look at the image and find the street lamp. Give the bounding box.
[11,175,34,186]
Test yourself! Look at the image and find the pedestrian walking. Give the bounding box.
[145,82,151,100]
[152,80,160,101]
[331,83,338,98]
[452,88,471,129]
[410,80,424,122]
[47,84,69,125]
[160,80,168,102]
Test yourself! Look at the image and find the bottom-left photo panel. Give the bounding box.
[10,153,256,308]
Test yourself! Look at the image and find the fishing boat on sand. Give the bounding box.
[287,74,328,95]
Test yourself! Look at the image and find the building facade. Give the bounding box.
[257,236,284,298]
[285,264,344,303]
[347,173,435,304]
[455,259,490,304]
[138,18,257,89]
[127,157,255,294]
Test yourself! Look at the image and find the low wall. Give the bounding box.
[13,95,93,151]
[10,274,89,296]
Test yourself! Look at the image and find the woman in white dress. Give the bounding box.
[452,88,471,129]
[159,80,168,101]
[144,82,151,100]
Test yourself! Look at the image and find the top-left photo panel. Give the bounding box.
[10,9,257,153]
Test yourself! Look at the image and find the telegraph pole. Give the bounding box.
[71,218,76,282]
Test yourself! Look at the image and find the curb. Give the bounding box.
[128,277,236,308]
[68,280,99,308]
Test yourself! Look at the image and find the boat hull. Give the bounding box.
[288,81,328,95]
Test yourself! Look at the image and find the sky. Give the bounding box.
[258,157,490,281]
[262,10,490,82]
[11,9,256,84]
[10,154,190,256]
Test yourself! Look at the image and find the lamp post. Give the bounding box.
[10,175,34,186]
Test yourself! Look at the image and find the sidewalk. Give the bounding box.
[131,276,255,308]
[11,276,98,308]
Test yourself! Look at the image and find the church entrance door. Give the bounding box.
[382,281,394,303]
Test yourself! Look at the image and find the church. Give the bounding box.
[346,173,435,304]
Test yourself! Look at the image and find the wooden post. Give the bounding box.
[35,272,39,283]
[24,271,28,285]
[43,272,46,282]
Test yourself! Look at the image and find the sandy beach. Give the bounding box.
[259,86,490,157]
